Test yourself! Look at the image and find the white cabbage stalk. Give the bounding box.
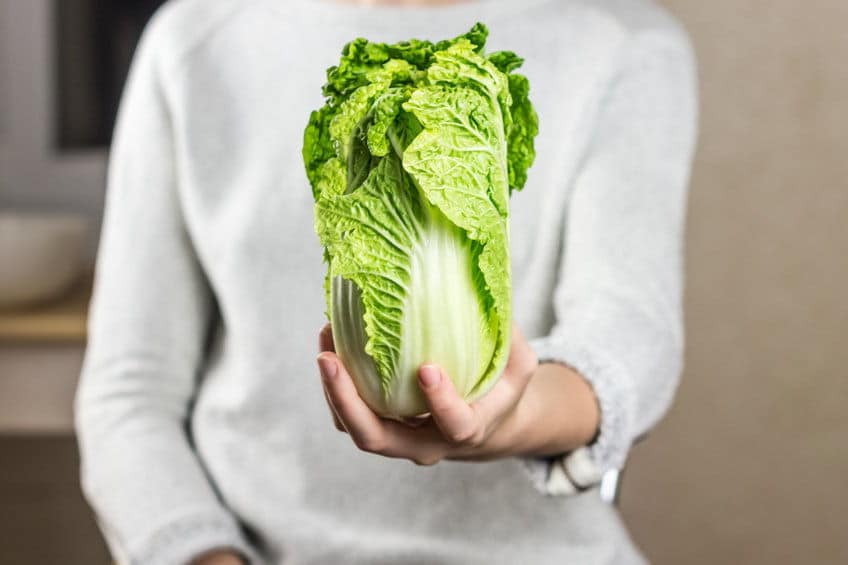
[331,206,498,417]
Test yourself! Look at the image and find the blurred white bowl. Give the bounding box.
[0,211,89,308]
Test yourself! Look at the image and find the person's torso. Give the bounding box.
[154,0,667,561]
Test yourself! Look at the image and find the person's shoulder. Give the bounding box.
[557,0,693,60]
[140,0,265,73]
[567,0,689,39]
[567,0,695,86]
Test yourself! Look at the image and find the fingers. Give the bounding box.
[318,352,387,453]
[317,352,448,465]
[415,325,538,449]
[418,365,484,447]
[380,421,448,466]
[316,322,537,465]
[318,324,344,430]
[502,323,538,390]
[322,386,345,432]
[471,324,538,418]
[318,323,335,353]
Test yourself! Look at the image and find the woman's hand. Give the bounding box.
[316,323,600,465]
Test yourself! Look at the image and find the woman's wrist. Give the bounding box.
[510,361,600,458]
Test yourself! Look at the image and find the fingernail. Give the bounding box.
[419,365,441,389]
[317,355,337,381]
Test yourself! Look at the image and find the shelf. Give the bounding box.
[0,272,92,343]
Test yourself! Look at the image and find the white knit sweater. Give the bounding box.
[76,0,697,563]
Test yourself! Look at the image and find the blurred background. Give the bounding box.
[0,0,845,563]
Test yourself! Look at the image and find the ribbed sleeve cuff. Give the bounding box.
[520,335,635,495]
[112,509,262,565]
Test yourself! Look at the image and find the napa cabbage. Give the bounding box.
[303,23,538,417]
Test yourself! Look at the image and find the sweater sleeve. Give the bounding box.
[523,27,698,492]
[74,13,260,565]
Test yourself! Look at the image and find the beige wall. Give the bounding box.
[620,1,848,563]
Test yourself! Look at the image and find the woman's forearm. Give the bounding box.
[509,362,601,458]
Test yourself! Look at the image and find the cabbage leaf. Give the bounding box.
[304,23,538,417]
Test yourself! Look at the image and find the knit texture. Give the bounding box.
[76,0,697,563]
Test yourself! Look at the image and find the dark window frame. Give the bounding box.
[54,0,166,150]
